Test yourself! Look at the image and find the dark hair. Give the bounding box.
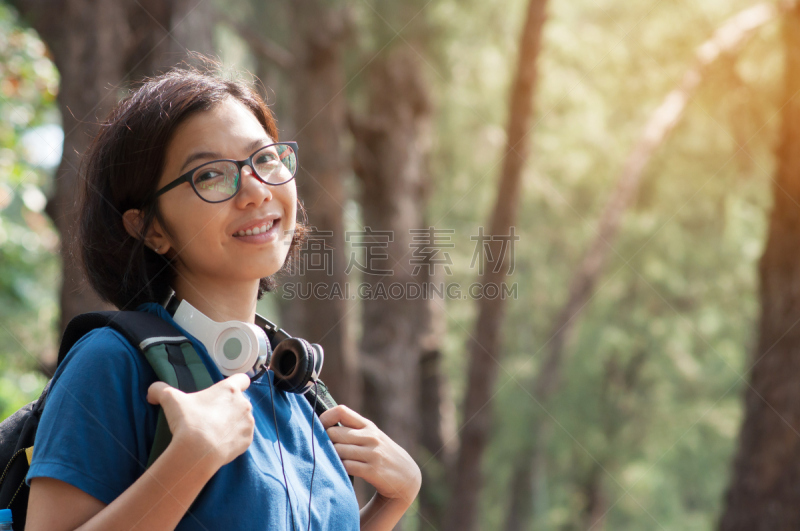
[78,66,307,310]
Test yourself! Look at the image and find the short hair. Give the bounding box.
[78,66,306,310]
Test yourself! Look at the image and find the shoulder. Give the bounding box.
[62,326,137,361]
[59,326,141,371]
[52,326,156,399]
[30,326,161,505]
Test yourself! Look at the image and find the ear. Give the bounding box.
[122,209,171,255]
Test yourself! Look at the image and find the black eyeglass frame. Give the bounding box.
[153,141,299,204]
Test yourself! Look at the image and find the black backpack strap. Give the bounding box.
[59,311,213,468]
[58,311,118,365]
[60,311,341,468]
[58,311,188,365]
[303,380,338,417]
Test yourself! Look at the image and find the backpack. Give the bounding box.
[0,310,338,530]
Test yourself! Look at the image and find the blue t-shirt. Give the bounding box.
[27,304,360,530]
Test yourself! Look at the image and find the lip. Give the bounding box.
[232,217,282,244]
[231,214,281,237]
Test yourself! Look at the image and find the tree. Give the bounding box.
[8,0,213,358]
[719,3,800,529]
[349,44,433,525]
[284,0,360,408]
[500,5,781,529]
[443,0,549,529]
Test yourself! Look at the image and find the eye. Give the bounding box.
[192,161,236,188]
[193,170,229,190]
[255,152,279,166]
[194,170,223,183]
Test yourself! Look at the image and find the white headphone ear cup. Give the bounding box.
[245,322,270,374]
[212,323,269,376]
[172,299,268,376]
[213,327,255,376]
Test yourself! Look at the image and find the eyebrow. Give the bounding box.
[179,138,270,173]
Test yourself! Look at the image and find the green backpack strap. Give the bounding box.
[86,311,338,469]
[140,339,215,467]
[60,312,217,469]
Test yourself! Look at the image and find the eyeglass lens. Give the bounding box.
[192,144,297,202]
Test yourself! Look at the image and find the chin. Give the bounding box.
[257,262,286,279]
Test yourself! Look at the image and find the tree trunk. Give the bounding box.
[418,265,457,531]
[719,4,800,530]
[350,46,432,459]
[166,0,213,62]
[349,46,435,528]
[503,420,550,531]
[10,0,212,360]
[580,464,607,531]
[11,0,130,349]
[443,1,548,530]
[287,0,359,409]
[504,446,535,531]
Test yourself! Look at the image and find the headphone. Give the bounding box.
[170,299,324,390]
[169,298,323,530]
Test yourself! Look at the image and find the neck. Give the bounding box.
[170,276,260,323]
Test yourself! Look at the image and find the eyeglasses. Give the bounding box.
[154,142,298,203]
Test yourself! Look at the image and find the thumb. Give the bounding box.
[222,373,252,393]
[147,381,181,405]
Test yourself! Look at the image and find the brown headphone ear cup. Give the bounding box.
[270,337,315,393]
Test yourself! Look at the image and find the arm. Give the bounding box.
[319,406,421,531]
[359,493,416,531]
[27,438,217,531]
[26,374,254,531]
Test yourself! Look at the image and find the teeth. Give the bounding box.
[234,220,276,237]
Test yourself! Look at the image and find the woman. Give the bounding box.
[25,67,421,530]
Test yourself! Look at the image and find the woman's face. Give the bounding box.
[151,97,297,292]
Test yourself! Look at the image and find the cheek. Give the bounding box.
[283,187,298,232]
[160,200,217,249]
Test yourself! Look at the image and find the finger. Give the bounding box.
[326,425,377,447]
[222,373,251,392]
[319,405,369,430]
[325,425,357,443]
[147,381,180,405]
[333,443,369,463]
[341,459,371,480]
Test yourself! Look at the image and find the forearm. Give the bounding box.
[78,439,218,531]
[359,493,412,531]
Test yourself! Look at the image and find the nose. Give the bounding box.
[235,165,273,207]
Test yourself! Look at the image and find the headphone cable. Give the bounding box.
[307,380,319,531]
[268,373,298,531]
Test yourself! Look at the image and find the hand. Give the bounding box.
[147,373,255,471]
[320,405,421,507]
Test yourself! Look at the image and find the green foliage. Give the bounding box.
[425,0,776,529]
[0,2,59,417]
[0,0,786,528]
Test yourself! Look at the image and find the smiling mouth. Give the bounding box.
[234,218,279,237]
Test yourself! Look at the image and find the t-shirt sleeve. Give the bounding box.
[26,328,159,505]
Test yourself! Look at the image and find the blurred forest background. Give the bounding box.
[3,0,800,529]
